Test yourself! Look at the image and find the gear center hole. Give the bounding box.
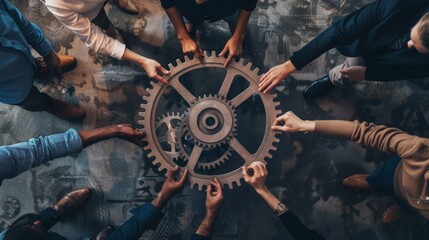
[203,114,218,130]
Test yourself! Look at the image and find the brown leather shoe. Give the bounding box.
[342,174,372,190]
[382,203,407,224]
[46,98,85,120]
[95,225,116,240]
[36,55,77,77]
[54,188,91,218]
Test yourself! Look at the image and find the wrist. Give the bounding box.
[300,121,316,132]
[206,209,220,218]
[284,60,297,72]
[255,185,269,195]
[152,192,169,209]
[178,31,191,42]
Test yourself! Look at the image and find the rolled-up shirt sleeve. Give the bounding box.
[240,0,257,12]
[0,129,83,185]
[45,4,126,59]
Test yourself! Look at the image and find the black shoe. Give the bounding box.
[303,76,335,99]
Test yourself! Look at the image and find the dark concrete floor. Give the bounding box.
[1,0,429,239]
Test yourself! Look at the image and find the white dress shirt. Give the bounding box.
[44,0,126,59]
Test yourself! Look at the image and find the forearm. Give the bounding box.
[231,10,251,41]
[122,49,148,65]
[78,125,123,148]
[256,186,286,212]
[196,212,218,237]
[165,7,191,41]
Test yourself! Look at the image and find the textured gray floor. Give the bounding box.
[1,0,429,239]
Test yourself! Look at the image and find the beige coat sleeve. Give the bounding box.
[315,120,428,159]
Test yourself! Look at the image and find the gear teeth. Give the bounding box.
[237,58,245,65]
[168,63,174,70]
[252,67,260,75]
[176,59,182,66]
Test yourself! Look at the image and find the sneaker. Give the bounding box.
[54,188,92,218]
[46,98,86,120]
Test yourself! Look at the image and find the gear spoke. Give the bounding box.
[170,79,197,104]
[230,87,254,107]
[229,137,254,164]
[187,145,203,173]
[218,70,237,97]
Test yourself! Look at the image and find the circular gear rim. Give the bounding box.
[139,51,282,190]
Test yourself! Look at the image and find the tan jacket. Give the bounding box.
[315,120,429,219]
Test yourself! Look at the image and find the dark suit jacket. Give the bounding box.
[289,0,429,81]
[107,204,163,240]
[160,0,257,25]
[191,211,325,240]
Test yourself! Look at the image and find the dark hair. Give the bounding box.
[4,225,47,240]
[416,12,429,50]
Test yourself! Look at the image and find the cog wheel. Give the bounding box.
[139,51,282,190]
[175,120,233,170]
[183,94,237,149]
[155,112,184,160]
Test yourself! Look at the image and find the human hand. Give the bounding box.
[205,178,224,216]
[219,37,243,68]
[259,61,296,94]
[242,161,268,194]
[43,51,63,79]
[180,38,204,62]
[139,57,170,85]
[271,111,315,133]
[116,124,146,147]
[153,166,188,208]
[339,66,366,82]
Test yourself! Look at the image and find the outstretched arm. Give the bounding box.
[219,9,251,68]
[192,178,224,240]
[107,167,188,240]
[243,162,326,240]
[272,111,429,159]
[164,6,203,61]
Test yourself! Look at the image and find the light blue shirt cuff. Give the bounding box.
[47,128,83,159]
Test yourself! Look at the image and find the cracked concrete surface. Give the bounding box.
[1,0,429,239]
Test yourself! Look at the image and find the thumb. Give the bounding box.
[271,125,284,131]
[339,68,347,73]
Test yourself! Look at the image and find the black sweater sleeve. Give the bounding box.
[279,211,326,240]
[366,65,429,81]
[240,0,257,12]
[289,0,397,70]
[160,0,175,9]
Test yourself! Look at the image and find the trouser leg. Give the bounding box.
[328,57,366,86]
[91,4,111,30]
[37,207,62,231]
[14,85,53,112]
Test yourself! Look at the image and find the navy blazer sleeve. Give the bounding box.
[160,0,174,9]
[289,0,403,70]
[191,233,211,240]
[279,211,326,240]
[107,204,163,240]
